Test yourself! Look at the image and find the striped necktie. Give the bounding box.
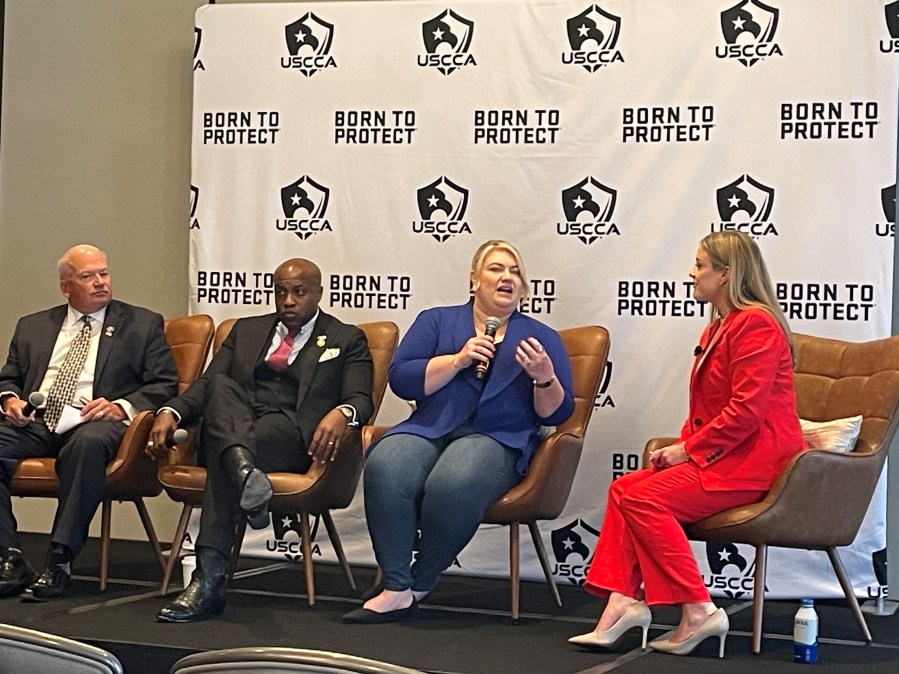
[44,316,93,432]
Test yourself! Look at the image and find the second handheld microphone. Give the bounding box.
[475,316,502,381]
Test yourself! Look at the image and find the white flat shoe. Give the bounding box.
[568,601,652,650]
[648,607,729,658]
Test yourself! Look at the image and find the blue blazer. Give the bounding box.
[374,302,574,474]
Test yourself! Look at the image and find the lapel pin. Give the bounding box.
[316,335,327,347]
[105,326,115,337]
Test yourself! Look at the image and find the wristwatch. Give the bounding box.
[337,405,358,427]
[533,376,555,389]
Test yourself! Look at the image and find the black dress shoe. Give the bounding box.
[157,547,228,623]
[240,468,272,530]
[0,554,36,599]
[157,575,226,623]
[342,601,419,624]
[22,564,70,601]
[224,446,273,530]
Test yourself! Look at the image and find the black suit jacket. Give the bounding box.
[0,300,179,413]
[167,312,373,449]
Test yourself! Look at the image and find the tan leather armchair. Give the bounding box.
[10,314,214,590]
[159,320,399,606]
[642,332,899,653]
[365,325,611,620]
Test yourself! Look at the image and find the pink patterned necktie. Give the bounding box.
[267,329,298,372]
[44,316,93,432]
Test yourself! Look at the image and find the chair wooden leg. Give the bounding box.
[827,547,873,643]
[528,521,561,608]
[509,522,520,621]
[322,511,356,591]
[161,505,193,595]
[752,544,768,654]
[229,520,247,583]
[300,512,315,606]
[99,500,112,591]
[134,498,165,571]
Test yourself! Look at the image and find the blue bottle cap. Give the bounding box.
[801,598,814,606]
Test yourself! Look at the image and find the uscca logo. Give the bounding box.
[876,184,896,237]
[562,4,624,73]
[189,185,200,230]
[417,9,477,75]
[193,27,205,71]
[281,13,337,76]
[277,175,333,240]
[556,177,620,244]
[881,1,899,53]
[413,176,472,243]
[702,541,755,599]
[868,548,889,600]
[593,361,615,409]
[550,519,599,586]
[715,0,783,68]
[713,174,778,236]
[267,513,321,562]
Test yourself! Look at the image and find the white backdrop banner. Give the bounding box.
[186,0,898,601]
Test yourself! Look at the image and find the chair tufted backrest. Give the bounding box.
[793,332,899,456]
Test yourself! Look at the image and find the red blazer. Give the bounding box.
[680,307,804,492]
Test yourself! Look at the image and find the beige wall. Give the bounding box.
[0,0,206,543]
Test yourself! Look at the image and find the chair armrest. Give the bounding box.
[105,410,163,499]
[689,447,888,547]
[641,436,679,469]
[483,431,584,523]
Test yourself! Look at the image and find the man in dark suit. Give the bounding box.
[0,244,178,600]
[149,257,373,623]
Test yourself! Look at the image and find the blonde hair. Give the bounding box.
[701,231,795,360]
[470,239,530,299]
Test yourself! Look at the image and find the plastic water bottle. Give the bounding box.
[794,598,819,663]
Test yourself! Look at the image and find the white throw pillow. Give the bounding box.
[800,415,863,453]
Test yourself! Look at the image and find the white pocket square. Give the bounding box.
[319,347,341,362]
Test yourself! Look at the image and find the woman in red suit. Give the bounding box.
[569,231,804,658]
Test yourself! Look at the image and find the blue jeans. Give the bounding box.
[363,425,520,592]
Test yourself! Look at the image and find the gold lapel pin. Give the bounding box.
[316,335,327,347]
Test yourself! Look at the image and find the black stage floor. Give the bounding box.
[2,533,899,673]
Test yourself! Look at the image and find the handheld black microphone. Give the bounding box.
[22,392,46,416]
[475,316,502,381]
[694,345,703,357]
[166,428,189,448]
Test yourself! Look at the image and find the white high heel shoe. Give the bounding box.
[648,607,729,658]
[568,601,652,650]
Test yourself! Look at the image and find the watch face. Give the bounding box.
[340,407,352,418]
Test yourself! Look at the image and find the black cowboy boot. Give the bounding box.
[157,547,228,623]
[222,445,273,530]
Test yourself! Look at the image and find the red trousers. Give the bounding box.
[584,463,766,606]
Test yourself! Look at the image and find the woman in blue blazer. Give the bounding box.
[343,240,574,623]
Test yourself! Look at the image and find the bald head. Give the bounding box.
[58,244,112,314]
[272,258,323,331]
[274,258,321,286]
[58,244,107,280]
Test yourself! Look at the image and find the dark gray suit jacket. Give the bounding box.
[0,300,178,412]
[166,311,373,449]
